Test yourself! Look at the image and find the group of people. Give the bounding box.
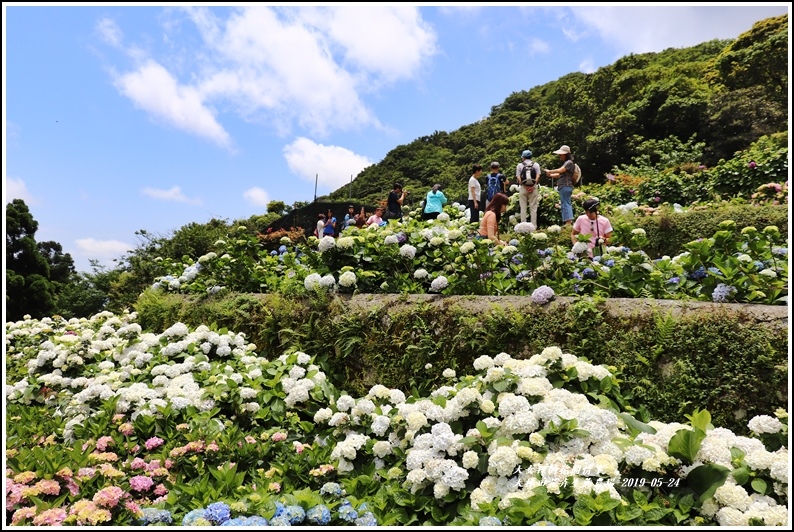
[318,144,611,256]
[464,144,610,254]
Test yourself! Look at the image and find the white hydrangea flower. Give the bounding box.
[399,244,416,259]
[304,273,322,291]
[572,242,589,254]
[414,268,429,279]
[460,241,475,254]
[384,235,399,245]
[318,236,336,252]
[339,271,357,288]
[430,276,448,292]
[514,222,535,234]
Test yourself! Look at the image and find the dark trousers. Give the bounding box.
[422,211,440,220]
[468,200,480,223]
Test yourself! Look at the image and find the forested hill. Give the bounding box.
[325,15,787,206]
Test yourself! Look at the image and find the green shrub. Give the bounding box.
[134,292,787,435]
[709,132,788,196]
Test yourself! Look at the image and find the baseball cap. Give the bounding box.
[553,145,571,155]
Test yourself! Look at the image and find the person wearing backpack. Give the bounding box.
[545,144,579,225]
[516,149,541,228]
[484,161,506,209]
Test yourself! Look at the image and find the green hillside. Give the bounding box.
[325,15,787,206]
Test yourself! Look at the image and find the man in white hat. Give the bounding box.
[545,144,576,225]
[516,149,541,228]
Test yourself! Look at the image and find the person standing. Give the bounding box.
[468,164,483,224]
[423,184,448,220]
[386,183,407,220]
[315,213,326,238]
[516,149,541,228]
[478,192,509,245]
[545,144,576,225]
[323,209,337,238]
[343,204,357,227]
[484,162,506,209]
[571,198,613,257]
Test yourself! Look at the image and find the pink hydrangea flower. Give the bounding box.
[32,508,67,526]
[119,423,135,436]
[130,457,147,470]
[92,486,124,508]
[145,437,164,450]
[154,483,168,496]
[96,436,114,451]
[33,479,61,496]
[11,506,37,525]
[129,475,154,492]
[271,432,287,442]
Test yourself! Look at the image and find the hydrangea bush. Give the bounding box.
[5,313,789,526]
[150,204,787,305]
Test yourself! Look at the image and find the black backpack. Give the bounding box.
[520,161,538,186]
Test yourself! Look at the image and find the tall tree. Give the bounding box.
[6,199,56,320]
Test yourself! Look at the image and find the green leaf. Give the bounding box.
[731,466,750,485]
[618,412,657,436]
[750,478,768,495]
[686,409,713,432]
[687,464,731,502]
[668,427,706,462]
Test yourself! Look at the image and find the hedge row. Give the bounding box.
[134,291,788,436]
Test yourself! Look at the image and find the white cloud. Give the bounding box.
[115,60,232,148]
[573,6,789,56]
[96,17,123,47]
[106,6,437,144]
[243,187,270,208]
[579,58,597,74]
[75,238,132,260]
[283,137,373,190]
[528,38,551,56]
[141,185,203,205]
[6,177,36,205]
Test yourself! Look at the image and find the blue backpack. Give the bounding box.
[486,173,502,201]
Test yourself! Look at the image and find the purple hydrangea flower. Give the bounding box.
[712,283,736,303]
[582,267,597,279]
[668,277,680,284]
[748,161,757,169]
[531,285,555,305]
[203,503,231,525]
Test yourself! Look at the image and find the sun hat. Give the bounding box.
[553,145,571,155]
[521,150,532,158]
[490,161,500,169]
[583,198,600,212]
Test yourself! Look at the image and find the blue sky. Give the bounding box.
[4,3,790,273]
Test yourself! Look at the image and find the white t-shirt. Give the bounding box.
[468,175,481,201]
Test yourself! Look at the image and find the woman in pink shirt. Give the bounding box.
[571,198,612,257]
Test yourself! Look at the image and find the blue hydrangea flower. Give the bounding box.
[320,482,345,498]
[687,266,706,281]
[667,277,680,284]
[397,232,407,244]
[772,247,787,256]
[511,253,524,264]
[516,270,531,282]
[204,502,232,525]
[592,255,601,262]
[270,515,292,526]
[571,271,582,280]
[582,267,596,279]
[139,508,173,525]
[273,502,286,518]
[509,239,519,246]
[605,259,615,267]
[707,267,721,275]
[479,516,502,526]
[182,509,206,526]
[221,517,247,527]
[306,505,331,526]
[753,261,766,271]
[284,505,305,525]
[337,501,358,522]
[279,245,288,254]
[355,512,378,526]
[270,250,278,256]
[245,516,270,526]
[712,283,736,303]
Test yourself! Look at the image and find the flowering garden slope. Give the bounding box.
[152,203,788,306]
[5,313,789,526]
